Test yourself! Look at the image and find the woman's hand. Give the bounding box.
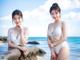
[21,47,27,52]
[17,24,24,32]
[17,46,27,52]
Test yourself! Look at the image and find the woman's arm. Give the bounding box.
[47,24,54,49]
[48,38,51,48]
[20,27,28,46]
[8,40,21,49]
[47,23,54,41]
[8,28,27,52]
[60,21,67,41]
[7,29,20,48]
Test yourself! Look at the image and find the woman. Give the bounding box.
[47,3,69,60]
[7,9,28,60]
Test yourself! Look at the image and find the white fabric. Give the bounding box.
[54,41,69,54]
[7,28,20,45]
[48,23,62,40]
[52,25,62,38]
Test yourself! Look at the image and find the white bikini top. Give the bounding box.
[48,23,62,40]
[8,28,28,45]
[52,25,62,37]
[8,28,21,45]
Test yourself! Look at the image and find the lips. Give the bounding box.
[16,21,19,24]
[15,22,19,25]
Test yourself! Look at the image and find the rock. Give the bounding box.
[0,41,3,43]
[5,47,46,60]
[36,48,46,56]
[27,41,40,45]
[0,36,7,42]
[0,41,3,45]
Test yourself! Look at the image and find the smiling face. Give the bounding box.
[50,10,61,21]
[12,10,23,27]
[12,15,22,26]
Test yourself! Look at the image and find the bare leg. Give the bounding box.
[51,56,57,60]
[51,51,57,60]
[57,47,69,60]
[6,49,21,60]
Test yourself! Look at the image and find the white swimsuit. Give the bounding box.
[48,23,69,54]
[52,25,62,40]
[8,27,28,46]
[8,28,22,45]
[48,23,62,41]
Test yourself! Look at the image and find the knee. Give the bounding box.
[6,49,21,60]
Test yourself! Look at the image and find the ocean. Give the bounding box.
[0,37,80,60]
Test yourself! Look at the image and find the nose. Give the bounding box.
[16,19,19,22]
[52,14,56,19]
[15,19,19,24]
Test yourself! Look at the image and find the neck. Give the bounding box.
[55,19,61,23]
[54,16,61,22]
[15,26,20,30]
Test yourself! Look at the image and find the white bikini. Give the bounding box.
[48,23,69,54]
[8,28,22,45]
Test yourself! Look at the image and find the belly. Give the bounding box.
[50,38,65,47]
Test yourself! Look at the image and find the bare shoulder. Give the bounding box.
[8,27,14,32]
[48,23,54,28]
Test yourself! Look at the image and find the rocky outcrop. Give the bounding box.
[27,41,40,45]
[5,47,46,60]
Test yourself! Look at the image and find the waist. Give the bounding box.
[52,39,65,47]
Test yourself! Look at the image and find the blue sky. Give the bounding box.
[0,0,80,37]
[0,0,45,17]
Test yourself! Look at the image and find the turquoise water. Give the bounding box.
[28,37,80,60]
[0,37,80,60]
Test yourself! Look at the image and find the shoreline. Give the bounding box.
[0,41,3,46]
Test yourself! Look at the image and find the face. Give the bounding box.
[50,10,60,21]
[12,15,22,26]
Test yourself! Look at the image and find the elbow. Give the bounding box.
[8,41,14,48]
[8,42,12,48]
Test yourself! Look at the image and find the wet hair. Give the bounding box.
[12,9,23,18]
[49,3,61,13]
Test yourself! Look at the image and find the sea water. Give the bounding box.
[0,37,80,60]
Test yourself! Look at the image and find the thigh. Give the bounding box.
[50,51,57,60]
[9,49,21,56]
[57,47,69,60]
[7,49,21,60]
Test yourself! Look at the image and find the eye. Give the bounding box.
[18,17,20,20]
[13,18,16,21]
[55,11,58,14]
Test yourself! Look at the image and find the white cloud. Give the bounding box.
[65,20,80,37]
[62,11,80,21]
[0,26,8,36]
[0,0,80,37]
[0,15,11,20]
